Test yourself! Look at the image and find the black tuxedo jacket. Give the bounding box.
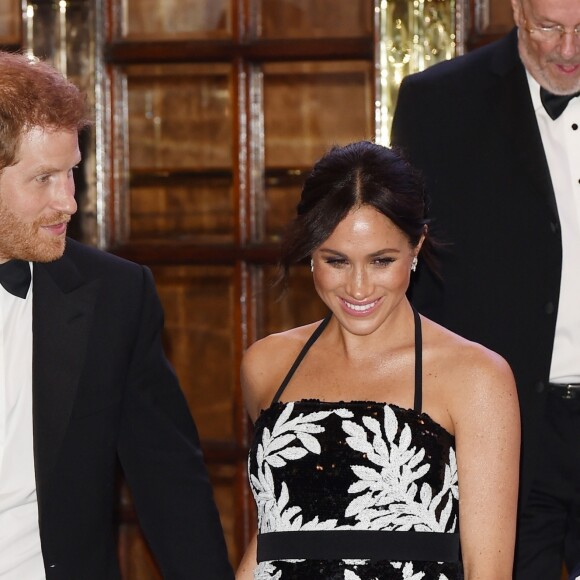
[31,238,233,579]
[391,29,561,506]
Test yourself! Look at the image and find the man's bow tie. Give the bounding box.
[540,87,580,120]
[0,260,31,299]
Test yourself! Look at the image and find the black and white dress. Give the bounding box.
[248,309,463,580]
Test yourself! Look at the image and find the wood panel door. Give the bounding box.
[104,0,376,574]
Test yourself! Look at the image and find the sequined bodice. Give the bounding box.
[249,400,461,579]
[247,310,463,579]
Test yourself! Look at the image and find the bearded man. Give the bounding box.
[392,0,580,577]
[0,51,233,580]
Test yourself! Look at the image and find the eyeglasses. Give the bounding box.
[523,16,580,44]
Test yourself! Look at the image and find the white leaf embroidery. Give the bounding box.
[249,402,458,579]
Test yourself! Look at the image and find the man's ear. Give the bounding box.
[511,0,523,27]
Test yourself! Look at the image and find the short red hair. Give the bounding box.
[0,51,91,172]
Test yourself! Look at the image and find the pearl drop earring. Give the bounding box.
[310,259,314,273]
[411,256,418,272]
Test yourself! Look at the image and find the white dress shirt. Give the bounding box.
[0,265,45,579]
[527,73,580,383]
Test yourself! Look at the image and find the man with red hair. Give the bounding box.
[0,51,233,580]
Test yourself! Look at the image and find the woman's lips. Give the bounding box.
[340,297,382,316]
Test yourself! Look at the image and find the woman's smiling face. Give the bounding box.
[311,204,421,336]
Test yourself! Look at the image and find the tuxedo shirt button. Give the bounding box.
[544,302,555,314]
[535,381,545,393]
[572,123,578,130]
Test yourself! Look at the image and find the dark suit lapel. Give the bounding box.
[488,28,559,220]
[32,252,100,505]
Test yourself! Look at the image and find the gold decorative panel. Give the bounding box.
[376,0,458,143]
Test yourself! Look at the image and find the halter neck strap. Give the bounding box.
[270,313,332,406]
[412,306,423,414]
[269,306,423,412]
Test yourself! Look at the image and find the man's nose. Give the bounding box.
[52,175,77,215]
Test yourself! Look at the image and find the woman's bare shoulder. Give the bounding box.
[243,322,321,373]
[241,321,323,420]
[422,316,516,402]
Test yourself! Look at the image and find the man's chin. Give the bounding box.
[543,65,580,94]
[519,44,580,95]
[23,238,67,263]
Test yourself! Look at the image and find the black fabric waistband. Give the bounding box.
[257,530,460,563]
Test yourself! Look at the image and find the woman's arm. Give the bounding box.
[451,348,520,579]
[235,532,257,579]
[237,339,275,578]
[241,333,289,421]
[237,327,313,577]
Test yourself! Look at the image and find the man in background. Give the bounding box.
[392,0,580,578]
[0,50,233,579]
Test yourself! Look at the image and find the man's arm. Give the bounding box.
[117,266,233,579]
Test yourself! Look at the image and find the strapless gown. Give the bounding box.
[248,399,462,580]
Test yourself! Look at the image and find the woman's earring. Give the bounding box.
[411,256,418,272]
[310,259,314,273]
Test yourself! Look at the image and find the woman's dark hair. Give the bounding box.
[280,140,438,285]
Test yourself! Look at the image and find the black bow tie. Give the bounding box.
[0,260,31,299]
[540,87,580,120]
